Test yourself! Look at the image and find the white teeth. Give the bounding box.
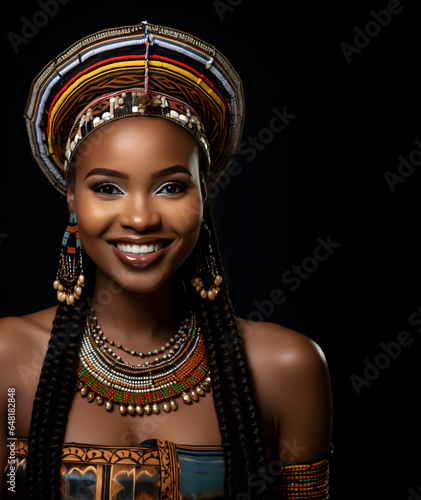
[116,241,163,255]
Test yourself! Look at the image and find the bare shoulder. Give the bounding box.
[0,306,58,386]
[0,306,57,347]
[237,318,329,380]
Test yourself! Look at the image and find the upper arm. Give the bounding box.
[273,333,332,462]
[240,319,332,463]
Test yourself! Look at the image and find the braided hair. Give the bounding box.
[25,202,269,499]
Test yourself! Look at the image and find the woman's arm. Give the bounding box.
[240,319,333,498]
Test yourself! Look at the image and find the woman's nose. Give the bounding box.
[117,195,161,231]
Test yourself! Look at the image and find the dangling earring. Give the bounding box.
[53,213,85,305]
[190,222,223,301]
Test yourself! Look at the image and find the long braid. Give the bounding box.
[25,296,91,499]
[189,204,270,499]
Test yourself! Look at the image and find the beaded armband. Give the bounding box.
[274,457,330,499]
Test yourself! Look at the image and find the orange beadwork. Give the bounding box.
[274,457,330,499]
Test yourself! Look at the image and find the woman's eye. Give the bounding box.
[92,183,123,195]
[156,182,187,195]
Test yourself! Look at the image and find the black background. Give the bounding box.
[1,1,420,498]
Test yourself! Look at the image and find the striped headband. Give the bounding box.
[24,21,244,195]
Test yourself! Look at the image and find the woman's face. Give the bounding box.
[67,116,204,294]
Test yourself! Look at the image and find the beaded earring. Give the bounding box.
[53,212,85,305]
[190,222,223,301]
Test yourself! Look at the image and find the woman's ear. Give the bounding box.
[66,180,76,214]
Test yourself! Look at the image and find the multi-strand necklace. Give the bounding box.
[75,310,211,415]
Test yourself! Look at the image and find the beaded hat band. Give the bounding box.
[24,21,244,195]
[64,89,210,173]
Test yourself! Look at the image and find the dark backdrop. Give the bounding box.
[1,1,420,498]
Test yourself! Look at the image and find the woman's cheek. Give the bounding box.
[75,198,109,245]
[170,192,203,232]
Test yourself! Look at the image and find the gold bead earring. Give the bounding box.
[190,222,223,301]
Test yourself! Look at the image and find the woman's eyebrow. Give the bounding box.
[151,165,193,179]
[84,165,193,181]
[84,168,129,181]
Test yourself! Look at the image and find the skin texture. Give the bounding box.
[0,116,332,481]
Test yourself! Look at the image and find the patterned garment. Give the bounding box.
[3,438,331,499]
[3,438,225,500]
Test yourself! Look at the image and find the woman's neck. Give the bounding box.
[90,269,187,347]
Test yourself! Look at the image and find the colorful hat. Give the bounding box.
[24,21,244,195]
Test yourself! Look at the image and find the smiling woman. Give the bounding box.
[0,20,332,500]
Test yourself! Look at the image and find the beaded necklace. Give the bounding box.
[88,308,193,365]
[75,311,211,415]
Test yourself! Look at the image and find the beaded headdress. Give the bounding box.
[24,21,244,195]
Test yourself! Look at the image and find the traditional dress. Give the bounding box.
[3,438,330,499]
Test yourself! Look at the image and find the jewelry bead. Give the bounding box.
[144,404,152,415]
[87,391,95,402]
[190,390,199,402]
[215,274,223,285]
[135,405,143,415]
[105,401,113,411]
[182,392,192,404]
[162,401,171,413]
[127,405,135,415]
[119,405,127,415]
[191,277,200,286]
[151,403,159,414]
[95,396,104,405]
[80,386,89,397]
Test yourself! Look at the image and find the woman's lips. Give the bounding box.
[108,239,173,268]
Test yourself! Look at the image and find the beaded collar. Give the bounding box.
[75,312,211,416]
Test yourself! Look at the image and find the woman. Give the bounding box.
[1,21,332,499]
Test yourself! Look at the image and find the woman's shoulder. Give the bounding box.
[0,306,58,378]
[237,317,328,376]
[0,306,58,343]
[236,318,331,418]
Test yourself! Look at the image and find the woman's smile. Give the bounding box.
[108,237,175,269]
